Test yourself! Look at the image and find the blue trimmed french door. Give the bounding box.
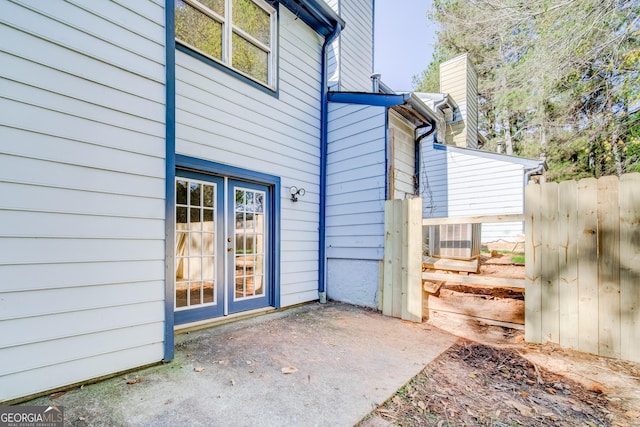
[227,179,270,314]
[174,172,271,324]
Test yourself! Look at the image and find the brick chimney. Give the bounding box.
[439,54,478,148]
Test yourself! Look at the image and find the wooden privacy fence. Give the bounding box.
[382,199,423,322]
[525,173,640,363]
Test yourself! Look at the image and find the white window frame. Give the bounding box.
[177,0,277,89]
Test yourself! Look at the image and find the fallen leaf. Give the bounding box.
[78,417,85,421]
[194,367,205,372]
[281,366,298,374]
[520,391,529,398]
[418,401,426,410]
[246,360,252,365]
[126,377,143,385]
[468,372,477,378]
[49,391,66,399]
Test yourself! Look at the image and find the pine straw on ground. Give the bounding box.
[361,340,631,427]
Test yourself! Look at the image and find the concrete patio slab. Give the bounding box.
[22,302,457,426]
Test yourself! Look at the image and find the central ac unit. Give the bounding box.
[428,223,481,260]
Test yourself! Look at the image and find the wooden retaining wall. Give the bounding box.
[525,173,640,363]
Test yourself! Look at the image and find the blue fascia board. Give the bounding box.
[327,91,410,107]
[278,0,345,37]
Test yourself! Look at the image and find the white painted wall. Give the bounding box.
[325,103,386,307]
[327,259,380,307]
[329,0,374,92]
[421,139,537,242]
[175,7,325,307]
[0,0,166,402]
[388,110,416,199]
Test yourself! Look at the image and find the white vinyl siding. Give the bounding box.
[175,7,324,307]
[326,103,386,261]
[421,139,536,242]
[0,0,166,403]
[389,110,416,199]
[325,102,386,308]
[328,0,373,92]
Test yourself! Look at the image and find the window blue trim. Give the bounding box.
[176,44,279,97]
[164,0,177,362]
[174,2,280,97]
[176,155,281,309]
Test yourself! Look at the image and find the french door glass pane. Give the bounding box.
[175,178,218,310]
[233,188,266,300]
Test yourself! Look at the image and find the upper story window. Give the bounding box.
[175,0,276,89]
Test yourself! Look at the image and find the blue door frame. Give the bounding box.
[169,156,281,328]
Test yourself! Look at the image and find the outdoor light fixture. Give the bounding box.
[289,186,305,202]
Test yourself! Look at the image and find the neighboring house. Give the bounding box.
[0,0,389,403]
[417,54,545,244]
[420,141,544,243]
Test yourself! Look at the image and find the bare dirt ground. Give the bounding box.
[359,252,640,427]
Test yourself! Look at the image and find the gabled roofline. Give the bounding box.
[278,0,345,37]
[433,143,546,168]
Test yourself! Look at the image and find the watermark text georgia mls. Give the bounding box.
[0,405,64,427]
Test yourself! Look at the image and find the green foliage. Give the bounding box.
[175,0,272,85]
[175,0,223,60]
[417,0,640,181]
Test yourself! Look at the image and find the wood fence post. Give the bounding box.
[401,198,422,323]
[383,200,399,317]
[383,199,422,322]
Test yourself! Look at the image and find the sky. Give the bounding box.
[373,0,437,92]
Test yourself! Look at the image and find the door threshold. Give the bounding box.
[174,306,278,334]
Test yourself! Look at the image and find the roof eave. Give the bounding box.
[278,0,345,37]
